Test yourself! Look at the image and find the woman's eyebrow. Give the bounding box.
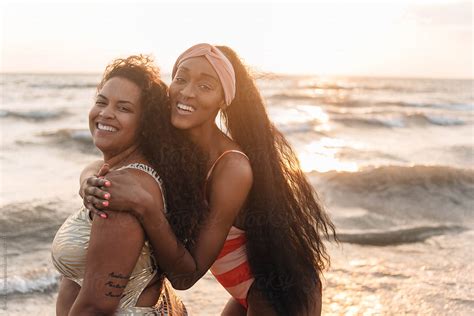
[97,94,135,106]
[178,66,218,83]
[200,73,219,84]
[117,100,135,106]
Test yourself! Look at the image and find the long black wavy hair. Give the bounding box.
[98,55,208,249]
[216,46,337,315]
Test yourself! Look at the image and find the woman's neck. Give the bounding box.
[187,122,228,161]
[102,145,142,170]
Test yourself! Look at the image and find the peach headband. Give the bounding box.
[172,43,236,106]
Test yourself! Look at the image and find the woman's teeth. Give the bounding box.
[177,103,195,113]
[97,123,118,132]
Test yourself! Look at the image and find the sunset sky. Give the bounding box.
[1,0,472,78]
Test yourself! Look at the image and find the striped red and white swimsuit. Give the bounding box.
[205,150,255,308]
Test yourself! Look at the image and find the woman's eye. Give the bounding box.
[95,101,106,106]
[199,84,212,91]
[118,106,130,112]
[175,77,186,83]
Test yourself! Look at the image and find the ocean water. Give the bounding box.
[0,73,473,315]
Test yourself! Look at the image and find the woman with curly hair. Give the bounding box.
[52,55,207,315]
[82,44,336,315]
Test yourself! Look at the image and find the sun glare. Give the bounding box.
[298,138,360,173]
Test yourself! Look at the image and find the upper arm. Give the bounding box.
[69,211,145,314]
[190,155,253,278]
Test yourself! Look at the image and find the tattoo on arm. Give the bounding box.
[105,292,123,298]
[105,281,126,289]
[108,272,130,279]
[103,272,129,298]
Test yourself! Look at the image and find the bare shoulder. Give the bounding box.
[118,166,165,212]
[120,167,163,192]
[211,153,253,193]
[83,159,104,170]
[212,152,253,187]
[91,159,105,168]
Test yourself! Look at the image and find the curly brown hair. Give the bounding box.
[215,46,337,315]
[98,55,208,249]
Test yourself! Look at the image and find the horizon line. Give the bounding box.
[1,71,472,81]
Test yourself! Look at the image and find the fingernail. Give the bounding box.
[103,201,109,207]
[105,181,111,187]
[100,213,107,219]
[104,193,110,199]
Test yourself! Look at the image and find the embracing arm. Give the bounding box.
[79,160,104,198]
[68,210,145,315]
[141,155,253,290]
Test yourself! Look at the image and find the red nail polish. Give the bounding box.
[104,193,110,199]
[100,213,107,219]
[103,201,109,207]
[105,181,111,187]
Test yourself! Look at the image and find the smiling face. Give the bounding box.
[89,76,142,158]
[169,57,225,130]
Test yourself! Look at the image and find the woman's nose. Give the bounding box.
[99,106,114,118]
[180,83,196,99]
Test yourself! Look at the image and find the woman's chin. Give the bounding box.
[171,115,193,130]
[93,140,110,155]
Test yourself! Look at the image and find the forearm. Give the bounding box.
[141,206,203,289]
[68,303,114,316]
[79,160,103,197]
[57,278,113,316]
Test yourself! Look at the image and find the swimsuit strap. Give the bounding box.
[205,150,249,181]
[204,150,249,203]
[117,163,167,213]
